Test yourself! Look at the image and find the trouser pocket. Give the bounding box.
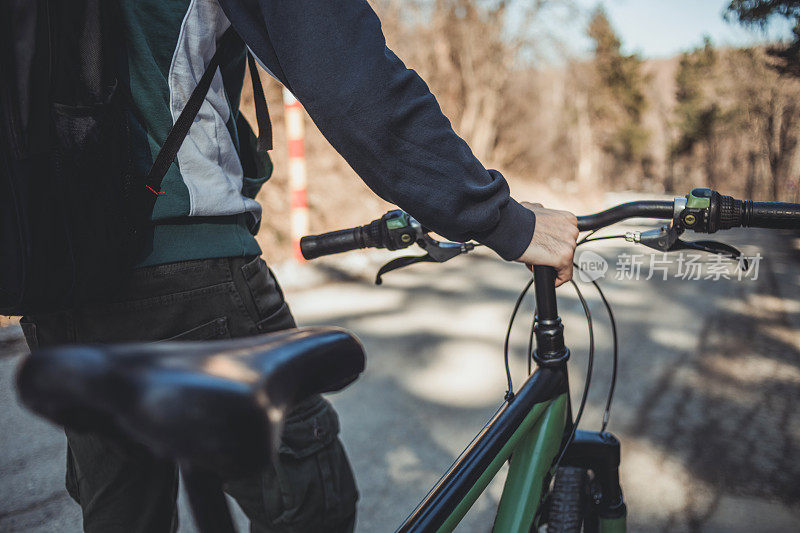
[159,317,230,342]
[268,396,358,532]
[239,257,296,333]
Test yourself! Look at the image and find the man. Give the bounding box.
[20,0,578,531]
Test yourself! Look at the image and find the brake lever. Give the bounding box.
[375,255,435,285]
[418,235,474,261]
[626,224,680,251]
[670,239,749,270]
[374,235,474,285]
[625,224,748,270]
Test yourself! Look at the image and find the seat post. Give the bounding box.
[181,464,237,533]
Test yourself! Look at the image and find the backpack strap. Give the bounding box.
[247,51,273,152]
[144,27,272,194]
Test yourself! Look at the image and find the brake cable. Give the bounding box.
[587,274,618,432]
[502,278,533,400]
[577,229,598,245]
[574,232,624,432]
[506,234,621,483]
[579,234,627,245]
[527,309,537,375]
[546,278,594,474]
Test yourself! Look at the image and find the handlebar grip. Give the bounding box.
[742,201,800,229]
[300,227,368,260]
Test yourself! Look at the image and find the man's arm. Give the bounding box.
[220,0,577,278]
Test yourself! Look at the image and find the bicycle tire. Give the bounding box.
[546,466,588,533]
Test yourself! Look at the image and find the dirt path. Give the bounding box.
[1,227,799,532]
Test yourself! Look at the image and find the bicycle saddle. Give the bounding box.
[16,327,365,477]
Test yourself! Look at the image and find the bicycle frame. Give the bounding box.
[177,364,576,533]
[398,368,569,532]
[397,266,627,533]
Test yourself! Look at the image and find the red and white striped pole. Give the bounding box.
[283,88,308,262]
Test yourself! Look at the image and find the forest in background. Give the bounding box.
[241,0,800,259]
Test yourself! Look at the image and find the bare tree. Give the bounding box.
[726,48,800,200]
[373,0,579,167]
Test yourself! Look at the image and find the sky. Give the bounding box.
[576,0,795,58]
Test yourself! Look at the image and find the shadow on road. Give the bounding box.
[1,230,799,532]
[302,229,800,532]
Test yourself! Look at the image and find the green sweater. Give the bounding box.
[120,0,268,267]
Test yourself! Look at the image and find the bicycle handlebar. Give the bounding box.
[300,210,421,260]
[576,201,674,231]
[299,226,374,260]
[300,190,800,260]
[577,193,800,232]
[741,201,800,229]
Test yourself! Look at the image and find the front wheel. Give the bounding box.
[545,466,590,533]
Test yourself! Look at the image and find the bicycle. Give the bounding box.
[15,188,800,532]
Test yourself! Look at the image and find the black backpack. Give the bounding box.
[0,0,271,316]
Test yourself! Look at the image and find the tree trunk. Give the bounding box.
[745,151,757,199]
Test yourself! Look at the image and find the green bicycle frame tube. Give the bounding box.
[434,393,568,533]
[493,393,568,532]
[398,366,567,532]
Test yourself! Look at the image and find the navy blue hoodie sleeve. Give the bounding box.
[219,0,535,260]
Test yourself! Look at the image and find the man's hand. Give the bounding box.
[515,202,579,287]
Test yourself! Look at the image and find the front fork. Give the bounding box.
[559,430,627,533]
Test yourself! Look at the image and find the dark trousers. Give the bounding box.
[21,256,358,533]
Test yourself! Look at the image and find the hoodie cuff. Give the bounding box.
[474,198,535,261]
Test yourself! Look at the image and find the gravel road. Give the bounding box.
[2,226,799,532]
